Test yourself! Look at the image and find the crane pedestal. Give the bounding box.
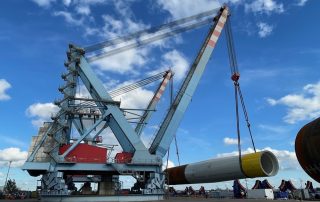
[98,181,115,195]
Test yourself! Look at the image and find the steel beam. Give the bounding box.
[61,111,110,158]
[149,7,227,157]
[77,56,152,158]
[23,162,160,173]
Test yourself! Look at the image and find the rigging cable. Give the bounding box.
[225,15,256,153]
[84,8,219,52]
[232,80,256,153]
[87,18,213,62]
[233,80,243,168]
[109,71,167,98]
[237,83,256,152]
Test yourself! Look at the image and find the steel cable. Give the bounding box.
[237,84,256,152]
[87,18,213,62]
[109,71,166,97]
[84,8,219,52]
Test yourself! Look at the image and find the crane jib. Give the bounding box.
[149,7,229,157]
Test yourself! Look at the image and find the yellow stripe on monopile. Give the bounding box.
[241,151,279,178]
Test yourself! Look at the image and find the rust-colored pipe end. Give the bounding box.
[295,117,320,183]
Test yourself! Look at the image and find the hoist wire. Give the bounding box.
[87,18,212,62]
[225,17,239,74]
[226,15,256,154]
[84,8,219,52]
[234,82,243,167]
[237,84,256,152]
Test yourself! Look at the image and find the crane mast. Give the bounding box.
[149,6,229,157]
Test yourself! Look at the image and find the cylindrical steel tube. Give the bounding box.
[295,117,320,183]
[166,151,279,185]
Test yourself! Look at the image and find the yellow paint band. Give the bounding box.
[241,152,266,178]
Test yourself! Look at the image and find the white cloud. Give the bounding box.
[76,5,90,15]
[117,88,154,110]
[100,14,149,38]
[216,147,299,170]
[53,11,83,26]
[265,147,298,170]
[88,13,152,74]
[162,50,189,81]
[157,0,221,19]
[50,0,108,25]
[26,102,59,127]
[0,148,28,168]
[41,1,182,77]
[75,79,154,121]
[113,0,134,17]
[0,79,11,101]
[84,27,100,36]
[217,147,255,157]
[100,128,122,156]
[75,78,153,112]
[245,0,284,14]
[297,0,308,6]
[162,159,175,170]
[31,0,56,8]
[92,48,148,74]
[267,81,320,124]
[223,137,238,145]
[257,22,273,38]
[149,50,189,81]
[62,0,72,6]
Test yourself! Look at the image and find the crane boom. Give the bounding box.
[149,6,229,157]
[135,70,173,136]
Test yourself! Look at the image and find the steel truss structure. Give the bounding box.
[22,6,230,199]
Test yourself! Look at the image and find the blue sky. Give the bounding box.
[0,0,320,190]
